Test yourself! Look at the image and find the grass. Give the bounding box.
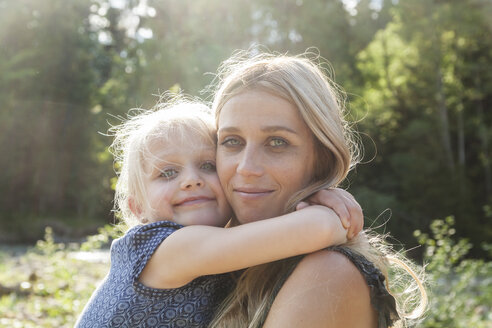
[0,227,114,328]
[0,220,490,327]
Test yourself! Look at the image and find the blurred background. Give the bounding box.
[0,0,491,326]
[1,0,490,256]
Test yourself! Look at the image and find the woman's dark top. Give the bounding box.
[328,246,400,328]
[75,221,234,328]
[261,246,400,328]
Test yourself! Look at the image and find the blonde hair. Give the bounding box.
[209,51,427,327]
[109,97,216,227]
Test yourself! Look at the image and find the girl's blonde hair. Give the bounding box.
[109,97,216,226]
[209,51,427,327]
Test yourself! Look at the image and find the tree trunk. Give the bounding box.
[436,64,455,172]
[476,86,491,199]
[457,104,465,167]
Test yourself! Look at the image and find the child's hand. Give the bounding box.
[296,188,363,239]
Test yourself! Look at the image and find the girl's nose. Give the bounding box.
[180,169,204,190]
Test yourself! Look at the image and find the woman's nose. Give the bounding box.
[180,169,204,190]
[236,145,264,177]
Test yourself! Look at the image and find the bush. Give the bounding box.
[416,217,492,327]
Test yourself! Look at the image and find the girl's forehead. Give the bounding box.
[148,125,215,148]
[145,135,216,163]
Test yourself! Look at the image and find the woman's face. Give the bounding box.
[217,90,316,224]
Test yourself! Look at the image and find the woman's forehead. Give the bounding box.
[218,90,307,132]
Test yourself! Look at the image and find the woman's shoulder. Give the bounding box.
[299,247,360,270]
[263,249,378,328]
[294,249,375,300]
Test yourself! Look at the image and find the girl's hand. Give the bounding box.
[296,188,363,239]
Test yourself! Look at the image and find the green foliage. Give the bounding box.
[417,217,492,327]
[0,225,119,327]
[0,0,114,231]
[80,224,125,251]
[34,227,65,256]
[2,220,490,327]
[350,0,492,248]
[1,0,491,256]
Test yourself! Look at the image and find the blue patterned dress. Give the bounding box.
[75,221,234,328]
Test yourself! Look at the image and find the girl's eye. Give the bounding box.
[200,161,216,172]
[221,137,241,147]
[160,168,178,179]
[268,138,288,147]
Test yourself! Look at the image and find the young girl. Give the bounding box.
[75,99,363,328]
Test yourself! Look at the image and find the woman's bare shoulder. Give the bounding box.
[263,249,378,328]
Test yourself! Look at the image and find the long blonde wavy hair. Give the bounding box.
[209,51,427,328]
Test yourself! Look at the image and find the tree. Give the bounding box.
[352,0,492,253]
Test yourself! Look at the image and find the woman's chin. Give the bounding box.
[234,209,280,224]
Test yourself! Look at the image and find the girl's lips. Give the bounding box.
[174,196,214,207]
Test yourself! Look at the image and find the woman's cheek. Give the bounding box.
[216,152,234,198]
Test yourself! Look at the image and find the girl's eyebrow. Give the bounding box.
[148,148,216,168]
[147,159,181,171]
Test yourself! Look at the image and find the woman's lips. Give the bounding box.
[233,187,274,199]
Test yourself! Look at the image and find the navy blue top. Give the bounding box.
[76,221,234,328]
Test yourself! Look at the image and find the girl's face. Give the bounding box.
[141,136,232,227]
[217,90,316,224]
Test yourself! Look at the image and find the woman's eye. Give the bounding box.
[160,168,178,179]
[200,161,216,172]
[221,137,241,147]
[268,138,288,147]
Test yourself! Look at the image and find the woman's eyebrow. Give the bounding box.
[217,126,239,134]
[218,126,298,134]
[261,126,298,134]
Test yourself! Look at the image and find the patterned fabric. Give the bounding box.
[75,221,234,328]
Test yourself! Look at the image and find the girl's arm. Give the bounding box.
[298,188,363,239]
[139,205,347,288]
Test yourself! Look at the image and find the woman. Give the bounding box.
[209,52,427,327]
